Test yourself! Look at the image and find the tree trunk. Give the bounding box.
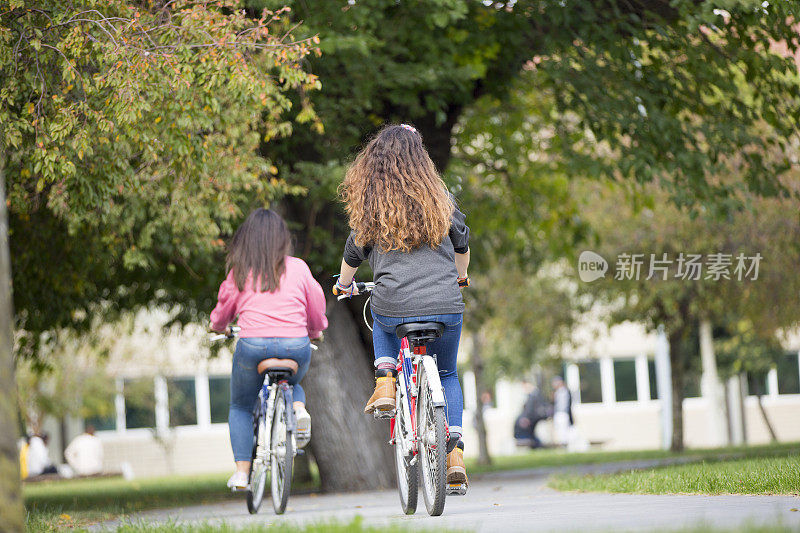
[0,172,24,531]
[414,106,462,173]
[738,373,748,444]
[668,328,687,452]
[304,293,394,492]
[754,394,777,441]
[470,332,492,466]
[723,378,733,444]
[753,379,778,442]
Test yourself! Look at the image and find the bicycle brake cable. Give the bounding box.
[363,295,373,332]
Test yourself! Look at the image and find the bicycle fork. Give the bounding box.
[279,381,298,454]
[258,384,275,466]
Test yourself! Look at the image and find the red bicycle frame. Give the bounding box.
[389,336,449,452]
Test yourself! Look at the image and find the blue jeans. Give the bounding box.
[229,336,311,462]
[371,311,464,436]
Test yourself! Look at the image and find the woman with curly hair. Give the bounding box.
[334,123,471,486]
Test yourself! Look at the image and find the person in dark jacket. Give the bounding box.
[514,383,549,448]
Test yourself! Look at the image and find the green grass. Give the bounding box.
[466,441,800,475]
[660,525,800,533]
[549,453,800,495]
[24,472,317,532]
[116,518,465,532]
[28,516,466,533]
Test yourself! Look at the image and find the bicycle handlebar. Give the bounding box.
[335,278,468,300]
[334,281,375,300]
[209,325,241,342]
[209,325,318,350]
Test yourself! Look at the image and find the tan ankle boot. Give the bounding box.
[446,447,467,485]
[364,376,395,413]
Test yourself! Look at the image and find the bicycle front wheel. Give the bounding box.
[270,389,293,514]
[417,364,447,516]
[247,406,268,514]
[394,377,418,514]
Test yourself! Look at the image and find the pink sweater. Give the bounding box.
[210,256,328,339]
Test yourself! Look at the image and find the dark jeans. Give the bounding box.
[229,336,311,462]
[371,311,464,435]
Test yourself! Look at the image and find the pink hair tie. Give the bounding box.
[400,123,418,134]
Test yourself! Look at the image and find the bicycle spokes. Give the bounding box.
[270,385,293,514]
[417,365,447,516]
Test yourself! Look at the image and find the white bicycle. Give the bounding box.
[335,282,466,516]
[211,326,316,514]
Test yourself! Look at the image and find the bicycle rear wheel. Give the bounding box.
[394,379,418,514]
[247,405,268,514]
[270,389,293,514]
[417,364,447,516]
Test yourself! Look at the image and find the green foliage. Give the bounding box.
[579,181,800,339]
[15,323,119,430]
[0,1,319,350]
[534,0,800,205]
[259,0,541,277]
[464,264,578,380]
[266,0,800,334]
[449,79,590,271]
[715,319,785,382]
[6,0,800,364]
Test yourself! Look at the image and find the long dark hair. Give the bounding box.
[226,208,292,292]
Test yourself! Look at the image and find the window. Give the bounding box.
[168,377,197,427]
[209,376,230,424]
[577,361,602,403]
[83,390,117,431]
[648,359,659,400]
[747,371,769,396]
[124,378,155,429]
[777,353,800,395]
[85,414,116,432]
[613,359,637,402]
[683,372,701,398]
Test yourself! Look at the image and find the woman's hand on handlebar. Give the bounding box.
[208,322,229,335]
[332,278,359,298]
[208,324,240,342]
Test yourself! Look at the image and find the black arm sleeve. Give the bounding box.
[449,205,470,254]
[343,231,371,268]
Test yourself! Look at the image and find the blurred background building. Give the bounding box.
[32,312,800,478]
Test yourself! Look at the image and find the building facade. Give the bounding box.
[40,314,800,477]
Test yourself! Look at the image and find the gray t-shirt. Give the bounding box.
[343,206,470,318]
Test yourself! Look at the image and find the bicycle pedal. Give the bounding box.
[446,483,467,496]
[373,409,395,419]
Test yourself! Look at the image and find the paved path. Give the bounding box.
[99,461,800,532]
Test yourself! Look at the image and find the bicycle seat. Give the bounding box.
[257,358,298,378]
[395,322,445,345]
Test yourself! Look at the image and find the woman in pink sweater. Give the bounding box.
[210,208,327,490]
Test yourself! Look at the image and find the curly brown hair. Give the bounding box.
[339,124,454,252]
